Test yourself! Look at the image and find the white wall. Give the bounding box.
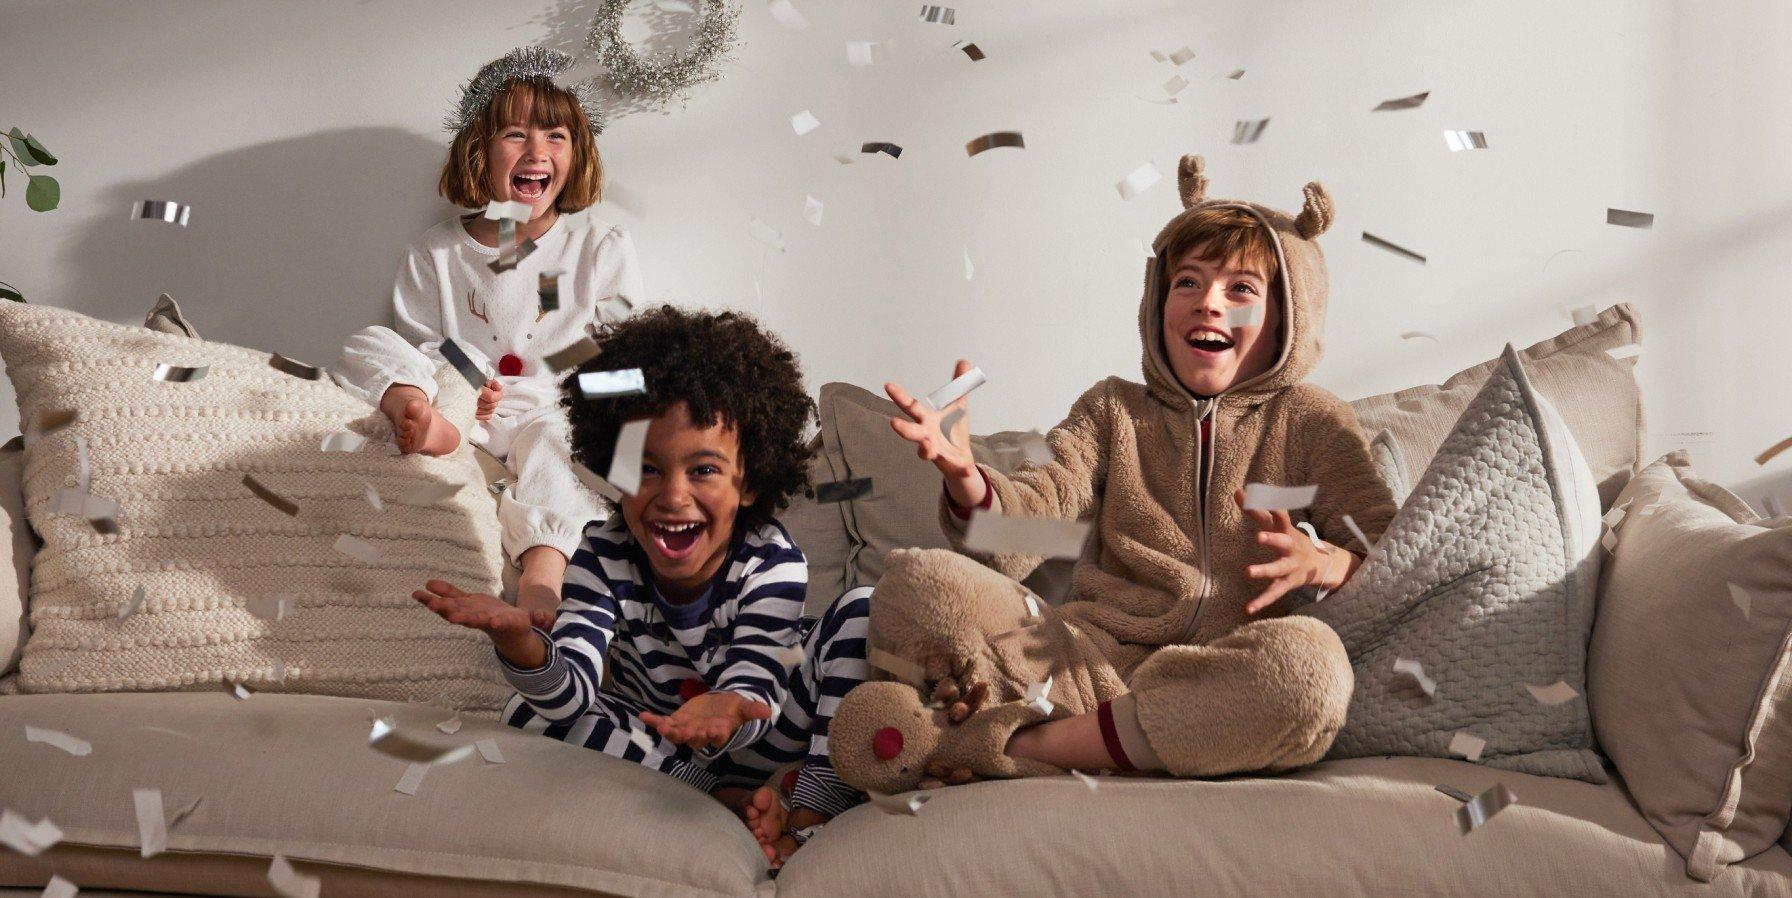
[3,0,1789,504]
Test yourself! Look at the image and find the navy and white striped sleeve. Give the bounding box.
[495,532,620,724]
[713,542,808,753]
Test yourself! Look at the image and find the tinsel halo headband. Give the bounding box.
[443,46,607,139]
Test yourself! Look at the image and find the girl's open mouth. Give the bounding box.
[512,173,549,200]
[647,521,706,560]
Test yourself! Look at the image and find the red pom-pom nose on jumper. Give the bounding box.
[872,727,904,761]
[497,353,525,377]
[679,677,709,702]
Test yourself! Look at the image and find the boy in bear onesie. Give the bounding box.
[829,155,1400,790]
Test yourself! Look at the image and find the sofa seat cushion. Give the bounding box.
[777,758,1792,898]
[0,692,769,897]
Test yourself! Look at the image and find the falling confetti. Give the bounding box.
[1232,118,1270,144]
[577,368,647,399]
[1116,162,1162,200]
[132,200,192,227]
[1525,681,1579,706]
[790,110,820,136]
[1444,130,1489,151]
[964,513,1089,560]
[242,474,300,517]
[268,354,324,380]
[804,195,824,226]
[1455,783,1518,835]
[861,142,903,158]
[961,42,985,61]
[1606,208,1655,229]
[965,131,1025,157]
[437,339,489,390]
[1242,483,1317,511]
[925,366,986,408]
[1373,91,1429,111]
[1361,232,1427,264]
[748,218,787,252]
[1393,657,1437,697]
[1448,730,1486,762]
[151,363,209,383]
[919,4,955,24]
[814,478,873,504]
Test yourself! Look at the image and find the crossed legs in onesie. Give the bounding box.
[828,548,1354,794]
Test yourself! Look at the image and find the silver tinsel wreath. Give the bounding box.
[445,46,609,137]
[587,0,740,106]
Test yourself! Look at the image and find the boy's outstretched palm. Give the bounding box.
[413,579,554,637]
[886,358,985,508]
[641,691,772,751]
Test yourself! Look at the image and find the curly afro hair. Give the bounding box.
[562,305,817,532]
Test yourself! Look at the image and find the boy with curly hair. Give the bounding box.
[413,306,868,864]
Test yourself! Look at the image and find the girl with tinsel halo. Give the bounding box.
[334,46,642,622]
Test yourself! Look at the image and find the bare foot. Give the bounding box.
[744,785,787,862]
[396,398,460,456]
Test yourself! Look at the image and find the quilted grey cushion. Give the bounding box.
[1301,345,1608,782]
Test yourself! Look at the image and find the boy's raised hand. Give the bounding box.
[1235,490,1354,615]
[640,690,773,750]
[886,359,985,508]
[476,381,503,422]
[412,580,555,666]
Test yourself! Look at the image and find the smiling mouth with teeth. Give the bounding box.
[511,172,550,199]
[647,520,707,558]
[1186,330,1236,354]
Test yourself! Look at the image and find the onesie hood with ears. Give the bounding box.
[1138,154,1336,409]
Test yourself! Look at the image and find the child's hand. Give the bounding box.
[412,580,554,662]
[476,380,503,422]
[885,359,984,508]
[1235,490,1353,615]
[640,690,773,750]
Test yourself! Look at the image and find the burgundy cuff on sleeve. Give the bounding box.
[946,467,996,521]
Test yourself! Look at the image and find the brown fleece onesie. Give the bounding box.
[830,156,1401,793]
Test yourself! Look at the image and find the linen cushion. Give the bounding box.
[1348,302,1642,510]
[1303,345,1607,781]
[0,692,768,897]
[0,300,512,712]
[1590,451,1792,880]
[777,757,1792,897]
[1,440,29,676]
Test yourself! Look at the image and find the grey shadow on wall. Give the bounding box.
[518,0,709,128]
[54,127,461,369]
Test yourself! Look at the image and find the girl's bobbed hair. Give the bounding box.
[438,77,602,212]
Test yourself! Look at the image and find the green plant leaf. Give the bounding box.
[25,173,59,211]
[6,128,38,167]
[23,134,55,166]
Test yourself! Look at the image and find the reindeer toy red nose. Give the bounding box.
[497,353,525,377]
[872,727,904,761]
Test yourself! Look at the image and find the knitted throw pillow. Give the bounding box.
[0,301,513,713]
[1300,345,1607,782]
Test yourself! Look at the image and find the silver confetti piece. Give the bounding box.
[846,41,886,66]
[608,419,650,496]
[117,584,146,619]
[1072,770,1100,792]
[1373,91,1429,112]
[919,3,955,24]
[228,682,252,700]
[74,435,90,489]
[1242,482,1317,511]
[1606,344,1641,360]
[1444,130,1488,151]
[628,727,656,754]
[1232,118,1271,144]
[247,595,297,622]
[1168,46,1195,65]
[365,482,384,511]
[1569,304,1599,327]
[394,762,429,795]
[134,787,166,857]
[1393,657,1436,697]
[1117,162,1162,200]
[572,462,624,503]
[1401,331,1441,343]
[1226,69,1246,80]
[1341,513,1373,552]
[42,875,76,898]
[132,200,192,227]
[482,200,532,222]
[814,477,873,504]
[768,0,808,29]
[536,271,562,313]
[169,796,203,828]
[1448,730,1486,762]
[964,513,1090,560]
[369,717,475,766]
[1163,74,1189,96]
[1525,680,1579,706]
[925,366,986,408]
[1606,208,1654,229]
[1361,232,1427,264]
[965,131,1025,157]
[869,790,931,816]
[25,725,92,756]
[963,247,974,280]
[268,354,323,380]
[269,854,321,898]
[436,713,463,735]
[242,474,300,517]
[476,738,505,764]
[320,432,367,453]
[961,42,985,61]
[332,533,381,562]
[861,142,903,158]
[1224,304,1263,329]
[545,337,601,373]
[438,338,489,390]
[152,362,209,383]
[749,218,787,252]
[1455,783,1517,835]
[578,368,647,399]
[804,194,825,227]
[1730,583,1752,618]
[868,647,927,687]
[1024,676,1055,715]
[0,810,62,857]
[1434,784,1474,803]
[790,110,821,136]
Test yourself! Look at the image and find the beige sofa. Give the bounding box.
[3,304,1791,897]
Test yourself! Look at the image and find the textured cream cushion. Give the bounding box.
[1,441,29,676]
[1349,302,1643,510]
[1590,451,1792,881]
[777,757,1792,897]
[0,692,766,897]
[0,301,512,712]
